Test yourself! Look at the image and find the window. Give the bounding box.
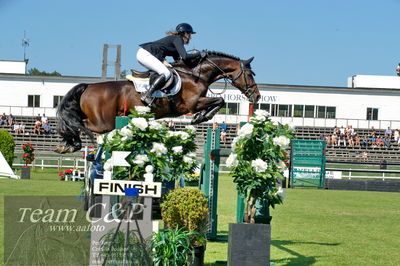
[366,108,378,120]
[257,103,270,114]
[218,102,239,115]
[53,95,63,108]
[316,106,336,119]
[28,95,40,107]
[294,105,304,117]
[304,105,315,118]
[271,104,292,117]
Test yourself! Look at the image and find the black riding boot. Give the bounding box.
[141,74,166,107]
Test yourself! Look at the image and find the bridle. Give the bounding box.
[174,55,258,98]
[204,57,258,98]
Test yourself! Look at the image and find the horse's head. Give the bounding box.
[230,56,260,104]
[200,52,261,104]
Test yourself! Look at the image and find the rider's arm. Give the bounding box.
[172,36,200,61]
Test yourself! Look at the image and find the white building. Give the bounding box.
[1,62,400,129]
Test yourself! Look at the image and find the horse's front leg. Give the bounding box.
[191,97,225,124]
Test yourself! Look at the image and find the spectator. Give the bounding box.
[0,113,7,126]
[384,127,393,138]
[13,122,20,134]
[7,114,15,126]
[339,126,346,135]
[331,133,338,146]
[369,127,377,138]
[355,133,361,146]
[220,129,227,143]
[35,113,41,122]
[18,122,25,135]
[338,133,346,146]
[220,121,227,132]
[212,122,218,130]
[383,135,391,148]
[394,129,400,142]
[43,121,52,135]
[168,120,175,131]
[33,119,41,135]
[376,135,384,147]
[41,113,48,124]
[325,134,331,146]
[362,150,368,161]
[360,136,369,148]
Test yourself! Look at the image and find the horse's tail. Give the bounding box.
[57,83,94,143]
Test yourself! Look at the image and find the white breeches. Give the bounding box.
[136,48,171,79]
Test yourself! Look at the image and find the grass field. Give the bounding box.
[1,169,400,265]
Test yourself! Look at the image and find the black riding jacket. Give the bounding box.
[140,35,199,62]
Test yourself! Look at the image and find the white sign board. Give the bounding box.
[325,171,342,179]
[93,179,162,197]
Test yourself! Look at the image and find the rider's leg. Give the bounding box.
[136,48,171,105]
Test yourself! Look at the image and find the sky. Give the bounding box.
[1,0,399,87]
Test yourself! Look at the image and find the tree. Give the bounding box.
[28,68,61,76]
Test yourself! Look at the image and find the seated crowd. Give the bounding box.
[321,125,399,149]
[0,113,55,136]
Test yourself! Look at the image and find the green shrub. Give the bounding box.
[0,130,15,167]
[161,187,209,246]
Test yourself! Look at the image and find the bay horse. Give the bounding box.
[55,51,261,153]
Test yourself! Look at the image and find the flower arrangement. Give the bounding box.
[21,142,35,166]
[99,106,198,183]
[227,109,295,223]
[58,169,73,181]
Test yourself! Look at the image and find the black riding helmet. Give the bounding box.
[176,23,196,34]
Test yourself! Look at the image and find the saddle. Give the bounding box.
[130,68,177,93]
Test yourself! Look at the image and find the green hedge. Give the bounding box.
[0,130,15,167]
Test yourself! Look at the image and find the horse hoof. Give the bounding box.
[60,146,75,154]
[191,113,205,125]
[54,146,65,154]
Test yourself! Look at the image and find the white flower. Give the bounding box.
[107,130,117,142]
[97,134,105,145]
[185,125,196,132]
[226,153,238,168]
[273,121,280,126]
[132,154,149,165]
[251,159,268,173]
[273,136,291,149]
[179,131,190,140]
[149,120,163,130]
[254,109,270,117]
[135,106,151,114]
[286,122,295,132]
[231,136,240,150]
[103,159,113,171]
[131,117,148,131]
[250,115,266,123]
[151,142,168,156]
[277,160,287,171]
[120,126,133,139]
[172,146,183,154]
[238,123,254,139]
[183,155,194,164]
[275,186,285,201]
[145,165,154,173]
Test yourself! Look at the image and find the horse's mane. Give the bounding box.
[172,50,240,69]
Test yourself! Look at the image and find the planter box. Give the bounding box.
[21,167,30,179]
[228,223,270,266]
[188,245,205,266]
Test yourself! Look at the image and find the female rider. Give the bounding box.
[137,23,203,106]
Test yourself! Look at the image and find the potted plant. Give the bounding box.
[152,226,197,265]
[226,109,294,265]
[21,142,35,179]
[160,187,209,266]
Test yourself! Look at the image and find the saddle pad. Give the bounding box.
[126,74,182,98]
